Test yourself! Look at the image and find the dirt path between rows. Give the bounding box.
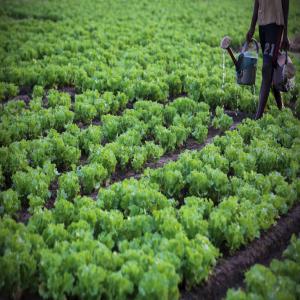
[181,202,300,300]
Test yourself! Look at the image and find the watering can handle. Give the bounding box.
[242,38,259,54]
[226,47,238,66]
[284,50,288,64]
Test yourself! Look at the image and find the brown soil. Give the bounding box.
[78,119,102,130]
[44,180,59,210]
[17,208,31,224]
[58,86,76,102]
[224,109,252,122]
[19,86,32,96]
[13,94,31,106]
[169,92,188,102]
[181,203,300,300]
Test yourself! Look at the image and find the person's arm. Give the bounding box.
[281,0,290,50]
[246,0,259,42]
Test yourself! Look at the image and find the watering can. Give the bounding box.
[221,37,259,86]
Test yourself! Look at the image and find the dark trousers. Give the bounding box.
[256,23,284,119]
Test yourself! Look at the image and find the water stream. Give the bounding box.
[235,92,239,115]
[252,85,256,105]
[222,50,226,89]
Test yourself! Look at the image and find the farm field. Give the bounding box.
[0,0,300,299]
[226,235,300,300]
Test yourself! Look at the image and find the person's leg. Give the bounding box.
[255,25,270,119]
[271,23,284,111]
[271,86,283,110]
[255,24,283,119]
[255,56,274,119]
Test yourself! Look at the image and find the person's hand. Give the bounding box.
[246,27,255,43]
[281,34,290,51]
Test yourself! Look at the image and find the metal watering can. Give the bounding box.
[221,37,259,86]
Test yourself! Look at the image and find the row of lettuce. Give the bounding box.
[0,88,221,146]
[0,94,233,215]
[0,89,129,146]
[1,108,300,299]
[226,235,300,300]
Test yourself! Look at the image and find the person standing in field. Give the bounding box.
[246,0,290,119]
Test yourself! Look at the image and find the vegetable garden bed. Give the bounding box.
[1,0,300,299]
[15,110,244,223]
[5,202,300,300]
[181,202,300,300]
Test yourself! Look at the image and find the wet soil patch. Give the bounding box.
[17,207,31,224]
[13,94,31,106]
[58,86,76,102]
[77,119,102,129]
[224,110,252,122]
[19,85,33,96]
[44,180,59,210]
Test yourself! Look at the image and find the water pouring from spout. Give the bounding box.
[220,36,237,66]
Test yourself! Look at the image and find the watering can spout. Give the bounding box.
[220,36,238,66]
[220,37,259,86]
[220,36,231,49]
